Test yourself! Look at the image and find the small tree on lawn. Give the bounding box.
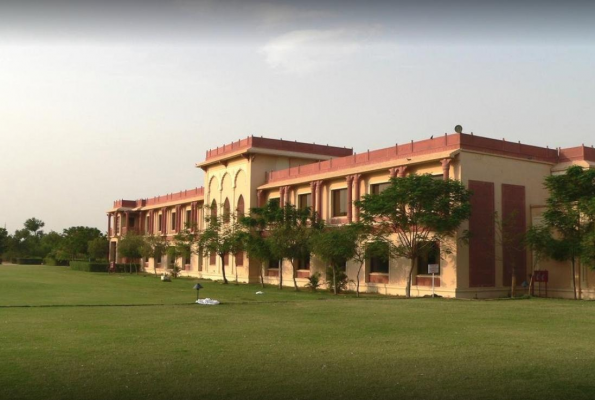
[494,211,527,298]
[140,234,168,275]
[310,225,357,295]
[356,174,472,298]
[173,224,199,274]
[240,200,284,289]
[197,209,243,285]
[239,201,284,288]
[267,203,321,291]
[525,165,595,300]
[118,232,144,273]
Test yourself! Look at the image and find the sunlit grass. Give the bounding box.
[1,265,594,400]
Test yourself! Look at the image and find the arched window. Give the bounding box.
[236,195,245,218]
[223,198,231,223]
[210,199,217,222]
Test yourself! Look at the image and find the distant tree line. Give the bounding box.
[0,218,107,265]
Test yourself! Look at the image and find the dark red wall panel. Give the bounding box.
[468,180,495,287]
[502,184,527,286]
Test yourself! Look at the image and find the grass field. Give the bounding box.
[1,265,595,400]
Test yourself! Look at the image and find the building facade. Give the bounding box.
[107,131,595,299]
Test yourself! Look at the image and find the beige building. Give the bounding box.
[107,131,595,299]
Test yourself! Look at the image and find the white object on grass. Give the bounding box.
[255,291,264,295]
[196,298,220,305]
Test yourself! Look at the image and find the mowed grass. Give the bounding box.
[1,266,595,400]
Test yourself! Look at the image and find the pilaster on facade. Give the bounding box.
[353,173,362,222]
[345,175,354,223]
[441,158,452,180]
[310,181,317,214]
[315,180,324,221]
[256,189,265,207]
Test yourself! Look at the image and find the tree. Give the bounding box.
[88,236,109,261]
[310,225,357,295]
[118,233,145,273]
[41,231,66,262]
[266,203,321,291]
[240,200,285,288]
[238,217,272,288]
[197,210,243,285]
[140,234,168,275]
[0,228,9,259]
[492,211,528,298]
[173,224,199,273]
[61,227,103,260]
[356,174,472,298]
[348,222,385,298]
[24,218,45,236]
[525,166,595,300]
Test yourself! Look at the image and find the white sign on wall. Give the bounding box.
[428,264,440,274]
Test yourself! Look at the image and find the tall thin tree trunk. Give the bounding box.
[291,259,299,291]
[571,257,577,300]
[260,261,265,288]
[332,266,337,295]
[577,259,582,300]
[406,258,415,298]
[510,265,516,298]
[278,259,283,290]
[356,263,363,298]
[220,254,228,284]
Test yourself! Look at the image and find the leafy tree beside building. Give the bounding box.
[356,174,472,298]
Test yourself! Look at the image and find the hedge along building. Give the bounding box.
[107,130,595,299]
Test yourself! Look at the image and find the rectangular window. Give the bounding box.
[146,216,150,233]
[171,212,176,231]
[298,193,312,210]
[371,182,390,195]
[129,217,135,228]
[269,258,281,269]
[269,198,280,208]
[417,242,440,275]
[186,209,191,229]
[297,254,310,270]
[158,215,162,232]
[368,242,389,273]
[185,253,191,266]
[224,253,229,266]
[210,252,217,265]
[332,189,348,217]
[235,252,244,266]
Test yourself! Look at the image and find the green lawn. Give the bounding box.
[1,265,594,400]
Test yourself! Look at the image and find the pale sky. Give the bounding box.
[1,0,594,233]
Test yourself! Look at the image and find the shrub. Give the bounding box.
[44,257,69,266]
[69,261,109,272]
[326,267,349,294]
[115,263,141,273]
[304,272,322,292]
[17,258,43,265]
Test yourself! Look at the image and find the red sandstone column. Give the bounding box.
[389,167,398,178]
[310,181,317,215]
[353,174,362,222]
[285,186,292,205]
[346,175,353,223]
[162,207,167,236]
[107,214,111,237]
[441,158,452,180]
[279,186,285,206]
[150,211,154,235]
[316,181,323,220]
[397,166,408,177]
[257,190,264,207]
